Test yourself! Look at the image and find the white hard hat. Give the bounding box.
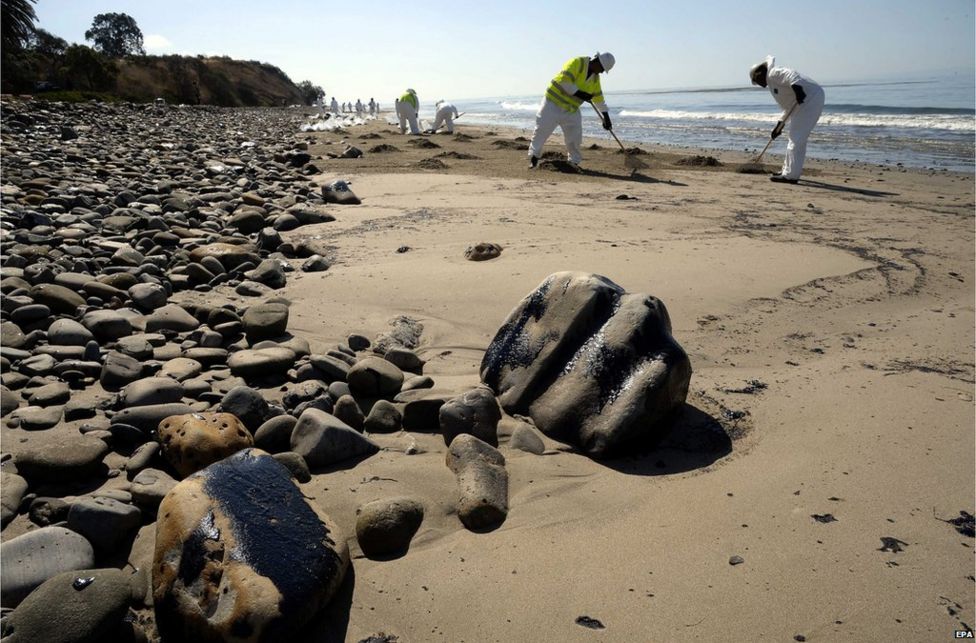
[596,52,615,73]
[750,55,775,85]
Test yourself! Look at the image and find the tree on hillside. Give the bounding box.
[28,28,68,57]
[1,0,36,52]
[28,28,69,81]
[61,44,117,91]
[297,80,324,106]
[84,12,144,57]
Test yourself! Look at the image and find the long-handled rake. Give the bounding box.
[737,103,797,174]
[589,102,647,171]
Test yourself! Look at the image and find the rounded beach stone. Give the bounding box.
[28,497,70,527]
[242,302,289,343]
[509,421,546,455]
[0,526,95,607]
[363,399,402,434]
[1,470,28,528]
[152,449,348,642]
[158,357,203,381]
[272,451,311,483]
[356,496,425,558]
[14,435,109,482]
[130,468,177,509]
[1,321,26,349]
[445,434,509,531]
[12,405,63,430]
[67,496,142,551]
[439,385,502,447]
[253,414,298,453]
[290,408,379,468]
[26,381,71,407]
[227,346,297,379]
[383,347,424,374]
[119,377,185,408]
[157,412,254,478]
[145,304,200,333]
[46,318,94,346]
[99,351,144,391]
[332,394,365,431]
[1,385,22,417]
[347,356,404,398]
[111,402,194,433]
[1,567,134,643]
[128,282,168,311]
[81,309,132,342]
[29,283,85,314]
[219,385,270,432]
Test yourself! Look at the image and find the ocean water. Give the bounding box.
[449,76,975,172]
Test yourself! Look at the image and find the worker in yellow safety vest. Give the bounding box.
[528,52,615,169]
[396,88,420,135]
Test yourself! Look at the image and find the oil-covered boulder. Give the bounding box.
[153,448,349,642]
[480,272,691,458]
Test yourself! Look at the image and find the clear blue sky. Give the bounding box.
[34,0,976,102]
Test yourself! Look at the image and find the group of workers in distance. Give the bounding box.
[391,51,824,183]
[394,89,460,135]
[329,96,378,116]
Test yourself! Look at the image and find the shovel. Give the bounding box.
[737,103,797,174]
[590,102,648,171]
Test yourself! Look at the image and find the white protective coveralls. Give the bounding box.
[431,101,459,133]
[765,59,825,180]
[330,97,339,114]
[529,57,608,166]
[396,90,420,134]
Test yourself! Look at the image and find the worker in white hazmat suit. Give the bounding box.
[396,88,420,135]
[330,97,339,114]
[428,100,460,133]
[528,52,615,169]
[750,56,825,183]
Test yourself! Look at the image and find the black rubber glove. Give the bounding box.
[771,120,785,140]
[573,90,594,101]
[602,112,612,130]
[791,84,806,104]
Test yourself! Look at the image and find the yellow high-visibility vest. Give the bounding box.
[545,56,604,113]
[400,92,418,109]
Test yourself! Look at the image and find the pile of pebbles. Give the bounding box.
[0,99,538,641]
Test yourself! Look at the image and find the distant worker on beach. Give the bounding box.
[330,96,339,113]
[396,88,421,135]
[428,100,460,133]
[528,52,615,169]
[369,97,376,115]
[750,55,825,184]
[355,99,363,114]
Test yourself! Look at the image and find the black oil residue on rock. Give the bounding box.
[878,536,908,553]
[675,155,723,166]
[942,510,975,537]
[201,450,342,610]
[575,615,605,629]
[812,513,837,523]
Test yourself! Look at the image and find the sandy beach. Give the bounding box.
[254,117,975,640]
[1,105,973,642]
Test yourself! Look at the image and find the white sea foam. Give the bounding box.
[500,101,540,111]
[618,109,974,131]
